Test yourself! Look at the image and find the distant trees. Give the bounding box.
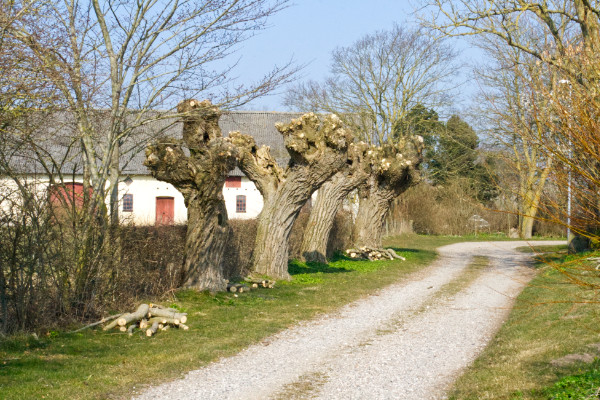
[286,25,453,252]
[422,0,600,240]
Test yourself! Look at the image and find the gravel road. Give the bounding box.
[134,240,565,400]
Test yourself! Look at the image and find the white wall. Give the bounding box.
[120,175,262,224]
[0,174,264,225]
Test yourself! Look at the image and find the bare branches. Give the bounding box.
[285,24,459,144]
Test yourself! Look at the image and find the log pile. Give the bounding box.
[225,278,276,293]
[345,247,406,261]
[102,304,188,337]
[244,278,276,289]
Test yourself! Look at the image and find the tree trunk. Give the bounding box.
[354,189,392,248]
[520,214,534,239]
[145,100,237,292]
[182,189,229,291]
[251,182,314,279]
[230,113,353,279]
[300,172,360,263]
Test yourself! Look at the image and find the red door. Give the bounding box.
[155,197,175,225]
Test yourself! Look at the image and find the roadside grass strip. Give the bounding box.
[0,234,467,400]
[448,246,600,400]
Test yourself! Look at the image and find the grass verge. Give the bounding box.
[1,234,471,400]
[448,246,600,400]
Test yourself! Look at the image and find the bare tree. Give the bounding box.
[421,0,600,240]
[285,24,459,144]
[286,25,444,251]
[6,0,297,227]
[300,137,423,261]
[230,113,353,279]
[420,0,599,82]
[474,39,554,238]
[353,138,424,248]
[299,143,371,263]
[145,100,236,291]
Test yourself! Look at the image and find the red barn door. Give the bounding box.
[155,197,174,225]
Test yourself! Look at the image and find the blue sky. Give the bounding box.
[230,0,482,111]
[233,0,462,111]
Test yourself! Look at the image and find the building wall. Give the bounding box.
[120,175,263,224]
[0,175,264,225]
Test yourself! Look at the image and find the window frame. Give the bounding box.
[236,194,246,213]
[122,193,134,212]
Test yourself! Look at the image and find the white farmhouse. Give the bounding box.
[1,111,300,225]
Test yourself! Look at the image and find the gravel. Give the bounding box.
[134,240,565,400]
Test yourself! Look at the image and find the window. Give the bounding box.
[123,194,133,212]
[236,195,246,213]
[225,176,242,188]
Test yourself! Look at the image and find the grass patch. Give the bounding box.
[0,234,471,400]
[448,248,600,400]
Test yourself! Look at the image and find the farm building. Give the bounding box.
[1,110,300,224]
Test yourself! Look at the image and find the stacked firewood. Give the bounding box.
[345,247,406,261]
[102,304,188,337]
[226,278,276,293]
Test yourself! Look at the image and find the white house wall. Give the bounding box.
[1,175,264,225]
[120,175,263,224]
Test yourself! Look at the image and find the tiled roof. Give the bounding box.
[6,111,301,177]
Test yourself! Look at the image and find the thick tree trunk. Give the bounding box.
[231,113,353,279]
[300,172,361,263]
[182,189,229,291]
[145,99,236,292]
[354,189,392,248]
[251,192,306,279]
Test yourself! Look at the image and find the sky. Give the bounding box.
[229,0,478,111]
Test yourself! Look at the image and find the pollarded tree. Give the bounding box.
[230,113,353,279]
[300,142,371,263]
[354,137,424,248]
[144,99,236,292]
[285,25,454,254]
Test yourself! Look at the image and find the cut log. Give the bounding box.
[119,326,127,332]
[127,324,137,336]
[227,284,238,293]
[148,307,187,323]
[147,317,180,326]
[161,325,170,332]
[117,304,150,327]
[178,323,189,331]
[345,247,405,261]
[139,319,149,330]
[100,314,126,331]
[146,321,160,337]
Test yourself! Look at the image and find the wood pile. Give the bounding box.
[345,247,406,261]
[101,303,188,337]
[225,278,276,293]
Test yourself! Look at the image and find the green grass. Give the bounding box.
[448,248,600,400]
[1,234,472,400]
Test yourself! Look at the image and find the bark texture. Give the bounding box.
[144,99,236,292]
[354,137,424,248]
[300,142,371,263]
[230,113,352,279]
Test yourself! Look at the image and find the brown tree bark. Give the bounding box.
[353,137,424,248]
[230,113,352,279]
[300,143,371,263]
[144,99,236,292]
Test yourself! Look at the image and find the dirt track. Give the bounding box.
[135,240,565,400]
